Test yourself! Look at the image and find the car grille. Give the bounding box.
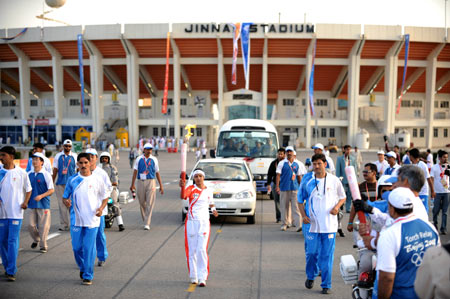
[213,193,233,199]
[216,208,237,214]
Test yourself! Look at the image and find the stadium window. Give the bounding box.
[10,100,16,106]
[434,128,438,138]
[169,127,174,136]
[401,100,411,107]
[312,128,316,138]
[329,128,335,138]
[153,127,158,136]
[196,128,202,137]
[419,128,424,138]
[444,128,448,138]
[302,99,306,106]
[30,99,38,106]
[411,100,422,107]
[180,98,187,106]
[85,99,91,106]
[434,101,439,108]
[316,99,328,106]
[161,98,174,106]
[440,101,449,108]
[70,99,80,106]
[283,98,294,106]
[413,128,418,137]
[321,128,327,138]
[1,100,9,107]
[161,127,167,136]
[395,128,399,134]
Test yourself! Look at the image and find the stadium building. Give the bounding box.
[0,23,449,148]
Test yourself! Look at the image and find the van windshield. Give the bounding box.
[216,131,278,158]
[193,162,250,181]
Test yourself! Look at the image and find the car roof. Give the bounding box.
[195,158,246,164]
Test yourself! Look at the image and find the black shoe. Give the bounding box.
[276,220,280,223]
[441,230,447,235]
[296,227,302,232]
[6,274,16,281]
[119,224,125,231]
[305,279,314,289]
[31,242,38,249]
[82,279,92,285]
[40,247,47,253]
[338,229,345,237]
[322,288,331,294]
[80,272,84,280]
[318,271,322,277]
[98,260,105,267]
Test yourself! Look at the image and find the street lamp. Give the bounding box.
[30,115,35,145]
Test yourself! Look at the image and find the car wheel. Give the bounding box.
[247,214,256,224]
[181,211,186,222]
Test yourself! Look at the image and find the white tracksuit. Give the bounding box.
[183,184,213,282]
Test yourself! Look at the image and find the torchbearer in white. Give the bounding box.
[179,169,218,287]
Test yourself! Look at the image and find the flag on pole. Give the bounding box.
[240,23,252,90]
[162,32,171,114]
[396,34,410,114]
[77,34,86,115]
[308,39,317,116]
[230,23,241,85]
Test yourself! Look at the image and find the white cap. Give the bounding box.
[63,139,72,145]
[86,148,98,156]
[386,151,397,159]
[99,152,111,160]
[313,143,324,151]
[143,143,153,149]
[378,175,393,186]
[285,146,295,152]
[388,187,414,209]
[377,150,385,155]
[31,152,46,161]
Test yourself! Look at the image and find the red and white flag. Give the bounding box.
[230,23,241,85]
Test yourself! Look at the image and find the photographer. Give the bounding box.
[430,150,450,235]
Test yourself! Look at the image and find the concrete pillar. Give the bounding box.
[89,55,104,138]
[305,46,313,148]
[173,52,181,141]
[347,54,360,146]
[262,38,268,120]
[425,57,437,148]
[384,55,398,138]
[18,56,30,142]
[51,56,63,142]
[126,53,139,146]
[218,51,224,127]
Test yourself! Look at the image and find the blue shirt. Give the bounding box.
[276,159,302,191]
[54,152,77,185]
[134,155,159,180]
[28,170,54,209]
[298,172,314,217]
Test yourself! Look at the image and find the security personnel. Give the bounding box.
[384,151,400,176]
[376,187,439,299]
[130,143,164,230]
[100,151,125,231]
[180,169,218,287]
[27,152,54,253]
[53,139,77,230]
[300,153,346,294]
[26,143,53,174]
[63,153,108,285]
[86,148,112,267]
[0,146,32,281]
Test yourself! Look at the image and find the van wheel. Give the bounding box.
[247,214,256,224]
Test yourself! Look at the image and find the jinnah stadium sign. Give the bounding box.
[183,23,315,34]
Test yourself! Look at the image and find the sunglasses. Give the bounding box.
[362,170,372,174]
[64,145,72,148]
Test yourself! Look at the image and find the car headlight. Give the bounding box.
[235,190,253,199]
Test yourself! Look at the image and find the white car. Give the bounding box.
[181,159,257,224]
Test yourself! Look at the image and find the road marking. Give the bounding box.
[216,229,222,233]
[164,182,170,185]
[186,283,197,292]
[47,233,60,240]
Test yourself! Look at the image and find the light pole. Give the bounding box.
[30,115,35,145]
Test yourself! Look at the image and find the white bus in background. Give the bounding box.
[210,119,279,193]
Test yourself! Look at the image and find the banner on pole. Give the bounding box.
[396,34,410,115]
[230,23,241,85]
[308,39,317,116]
[77,34,86,115]
[240,23,252,90]
[162,32,171,114]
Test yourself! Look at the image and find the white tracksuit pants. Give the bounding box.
[184,219,210,281]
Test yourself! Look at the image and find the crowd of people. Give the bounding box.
[265,142,449,297]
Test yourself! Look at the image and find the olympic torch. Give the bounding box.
[345,166,369,235]
[180,124,196,199]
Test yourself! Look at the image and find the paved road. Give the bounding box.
[2,150,448,299]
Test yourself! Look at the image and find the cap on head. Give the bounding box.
[143,143,153,149]
[32,152,45,161]
[385,175,398,184]
[99,152,111,160]
[386,151,396,159]
[63,139,72,146]
[86,148,98,156]
[377,150,385,155]
[388,187,414,209]
[285,146,296,155]
[378,175,393,186]
[313,143,324,151]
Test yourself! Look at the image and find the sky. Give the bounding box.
[0,0,447,29]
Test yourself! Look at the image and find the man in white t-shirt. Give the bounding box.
[374,150,389,176]
[430,150,449,234]
[299,153,346,294]
[409,148,435,212]
[63,153,108,285]
[313,143,335,174]
[0,146,32,281]
[426,149,434,171]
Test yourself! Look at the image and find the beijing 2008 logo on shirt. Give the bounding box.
[194,193,199,199]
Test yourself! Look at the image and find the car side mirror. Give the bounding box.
[210,149,216,158]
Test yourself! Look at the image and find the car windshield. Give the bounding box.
[192,162,250,181]
[216,131,278,158]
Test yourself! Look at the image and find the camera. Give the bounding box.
[444,164,450,176]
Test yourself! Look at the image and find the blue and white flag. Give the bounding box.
[396,34,410,114]
[308,39,317,116]
[240,23,252,90]
[77,34,87,115]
